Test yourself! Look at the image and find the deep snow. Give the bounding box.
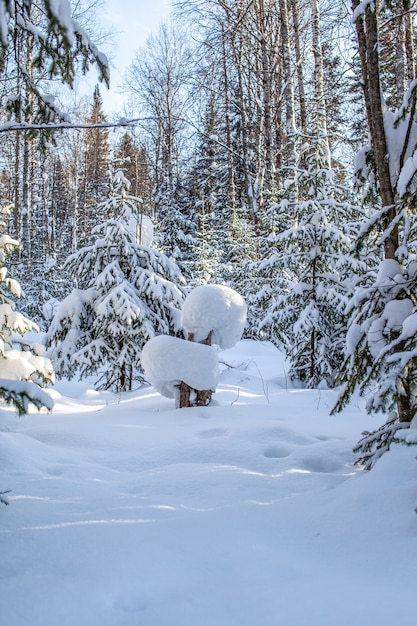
[1,340,416,626]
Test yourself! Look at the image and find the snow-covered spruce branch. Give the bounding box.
[0,379,54,415]
[0,490,11,505]
[353,415,411,470]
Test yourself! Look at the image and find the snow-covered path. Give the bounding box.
[1,341,416,626]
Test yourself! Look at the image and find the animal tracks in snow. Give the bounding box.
[196,427,230,439]
[263,445,291,459]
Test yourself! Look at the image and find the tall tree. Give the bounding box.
[78,84,109,245]
[125,21,191,209]
[333,0,417,433]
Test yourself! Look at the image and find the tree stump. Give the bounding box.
[179,331,213,408]
[179,379,192,408]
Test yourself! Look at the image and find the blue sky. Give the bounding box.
[93,0,172,113]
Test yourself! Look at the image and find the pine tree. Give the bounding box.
[192,195,222,285]
[46,169,185,392]
[223,204,258,305]
[78,85,110,246]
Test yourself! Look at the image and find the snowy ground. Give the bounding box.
[1,340,416,626]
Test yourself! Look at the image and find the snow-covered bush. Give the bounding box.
[181,284,247,348]
[0,205,54,414]
[141,335,219,406]
[46,171,185,392]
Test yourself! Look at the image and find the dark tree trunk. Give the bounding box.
[352,0,397,257]
[179,332,213,409]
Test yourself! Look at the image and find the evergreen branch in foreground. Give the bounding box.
[353,414,411,470]
[0,490,11,505]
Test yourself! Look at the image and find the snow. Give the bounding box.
[375,258,405,295]
[400,311,417,340]
[181,284,247,348]
[384,106,417,194]
[397,148,417,197]
[48,0,75,45]
[0,339,416,626]
[345,322,364,356]
[141,335,219,400]
[0,378,54,411]
[0,1,9,47]
[127,214,154,246]
[382,298,413,332]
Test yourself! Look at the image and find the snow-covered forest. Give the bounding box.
[0,1,417,623]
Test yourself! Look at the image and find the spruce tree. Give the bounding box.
[0,1,109,88]
[330,0,417,472]
[254,138,364,387]
[154,174,199,284]
[46,169,185,392]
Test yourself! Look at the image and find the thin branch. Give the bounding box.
[0,118,153,132]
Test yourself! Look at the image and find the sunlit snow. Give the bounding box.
[1,339,416,626]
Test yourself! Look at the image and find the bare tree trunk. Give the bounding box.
[290,0,307,134]
[257,0,274,190]
[220,22,236,211]
[21,131,32,262]
[279,0,298,203]
[403,0,415,82]
[234,32,257,226]
[279,0,296,164]
[311,0,330,165]
[394,0,408,107]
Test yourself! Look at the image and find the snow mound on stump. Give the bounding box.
[181,284,247,349]
[141,335,219,399]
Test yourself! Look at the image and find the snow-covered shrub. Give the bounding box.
[46,170,185,392]
[141,335,219,406]
[181,284,247,348]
